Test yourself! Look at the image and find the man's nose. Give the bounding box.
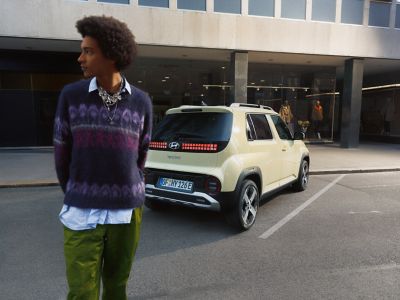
[77,53,83,63]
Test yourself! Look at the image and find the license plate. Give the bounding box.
[157,177,194,193]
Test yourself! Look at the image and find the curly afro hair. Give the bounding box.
[76,15,137,71]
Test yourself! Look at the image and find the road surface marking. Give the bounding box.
[358,183,400,188]
[259,174,346,239]
[348,210,382,214]
[331,263,400,275]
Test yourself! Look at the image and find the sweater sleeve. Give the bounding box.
[53,88,72,193]
[137,94,153,171]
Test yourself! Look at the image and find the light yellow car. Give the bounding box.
[144,103,310,230]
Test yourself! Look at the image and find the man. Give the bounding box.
[53,15,152,299]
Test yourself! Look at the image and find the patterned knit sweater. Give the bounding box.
[53,79,152,209]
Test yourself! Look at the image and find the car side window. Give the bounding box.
[247,114,273,140]
[246,115,256,140]
[271,115,293,140]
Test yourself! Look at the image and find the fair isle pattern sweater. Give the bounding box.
[53,79,152,209]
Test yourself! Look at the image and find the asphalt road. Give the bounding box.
[1,172,400,299]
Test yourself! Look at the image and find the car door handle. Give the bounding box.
[282,148,287,152]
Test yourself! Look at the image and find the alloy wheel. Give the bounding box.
[241,184,258,227]
[301,161,309,189]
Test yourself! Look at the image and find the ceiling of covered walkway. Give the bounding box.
[1,36,400,78]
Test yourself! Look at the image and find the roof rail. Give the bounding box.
[261,105,274,111]
[230,103,275,111]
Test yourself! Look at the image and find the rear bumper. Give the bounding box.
[145,184,221,211]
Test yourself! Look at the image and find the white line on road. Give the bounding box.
[348,210,383,214]
[258,174,346,239]
[357,183,400,189]
[331,262,400,275]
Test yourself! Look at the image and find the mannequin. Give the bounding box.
[311,100,323,139]
[279,100,294,133]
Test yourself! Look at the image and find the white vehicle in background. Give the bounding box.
[144,103,310,231]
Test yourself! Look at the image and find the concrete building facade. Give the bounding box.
[1,0,400,147]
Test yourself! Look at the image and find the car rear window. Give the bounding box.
[150,112,233,152]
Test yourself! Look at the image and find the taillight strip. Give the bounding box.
[182,143,218,151]
[149,141,167,149]
[150,141,219,152]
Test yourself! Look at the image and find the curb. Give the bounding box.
[310,168,400,175]
[1,168,400,188]
[0,180,59,189]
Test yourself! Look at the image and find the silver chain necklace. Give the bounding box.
[98,79,124,124]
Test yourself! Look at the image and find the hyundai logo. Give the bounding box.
[168,142,180,150]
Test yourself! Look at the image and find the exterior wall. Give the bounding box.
[1,0,400,59]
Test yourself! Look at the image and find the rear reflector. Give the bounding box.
[205,176,221,195]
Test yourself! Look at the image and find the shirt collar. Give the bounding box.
[88,77,132,95]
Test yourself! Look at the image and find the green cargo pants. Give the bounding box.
[63,206,143,300]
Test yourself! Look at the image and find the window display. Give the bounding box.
[311,100,324,139]
[361,88,400,137]
[248,64,337,142]
[279,100,294,133]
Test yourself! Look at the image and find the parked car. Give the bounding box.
[144,103,310,230]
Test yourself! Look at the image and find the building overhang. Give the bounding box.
[1,36,400,78]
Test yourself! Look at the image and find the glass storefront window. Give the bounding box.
[138,0,169,8]
[369,0,391,27]
[362,89,400,137]
[248,0,274,17]
[281,0,306,20]
[248,64,337,141]
[312,0,336,22]
[396,4,400,28]
[98,0,129,3]
[341,0,364,25]
[130,57,233,126]
[0,71,82,147]
[214,0,241,14]
[177,0,205,11]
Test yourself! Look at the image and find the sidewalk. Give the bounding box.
[0,142,399,188]
[306,142,400,174]
[0,148,58,188]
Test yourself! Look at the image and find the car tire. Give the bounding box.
[293,159,309,192]
[225,179,259,231]
[144,198,167,211]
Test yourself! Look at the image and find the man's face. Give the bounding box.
[77,36,116,78]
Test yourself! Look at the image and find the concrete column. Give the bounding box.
[275,0,281,18]
[206,0,214,13]
[242,0,248,15]
[390,0,396,28]
[335,0,342,23]
[170,0,177,10]
[340,58,364,148]
[363,0,370,26]
[229,51,248,104]
[306,0,312,21]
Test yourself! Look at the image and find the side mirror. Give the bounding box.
[293,131,305,140]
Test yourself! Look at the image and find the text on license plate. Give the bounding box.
[158,177,194,192]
